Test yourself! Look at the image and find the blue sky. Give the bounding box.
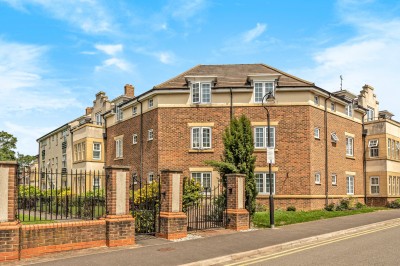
[1,0,400,155]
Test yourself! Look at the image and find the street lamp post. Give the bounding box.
[262,92,275,229]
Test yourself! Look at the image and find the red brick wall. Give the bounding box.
[106,109,159,180]
[106,104,364,210]
[20,221,106,259]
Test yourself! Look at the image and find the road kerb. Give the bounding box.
[182,218,400,266]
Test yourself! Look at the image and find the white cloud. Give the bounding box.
[95,57,130,72]
[0,40,79,113]
[243,23,267,43]
[95,44,123,56]
[295,0,400,117]
[1,0,114,34]
[3,122,56,155]
[156,52,175,64]
[169,0,207,20]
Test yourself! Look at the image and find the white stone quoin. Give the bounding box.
[0,168,9,222]
[172,173,181,212]
[116,171,127,215]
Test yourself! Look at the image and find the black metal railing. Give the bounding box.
[184,179,227,231]
[130,174,161,235]
[17,168,106,222]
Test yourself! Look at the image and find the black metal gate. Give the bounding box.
[184,179,227,231]
[130,174,161,236]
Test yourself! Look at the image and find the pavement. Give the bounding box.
[11,209,400,266]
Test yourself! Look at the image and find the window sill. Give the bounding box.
[332,184,337,186]
[346,156,356,160]
[254,149,278,153]
[315,183,321,185]
[257,194,276,197]
[188,149,214,153]
[314,137,320,140]
[114,157,123,161]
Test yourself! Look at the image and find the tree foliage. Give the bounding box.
[17,153,37,166]
[0,131,17,161]
[206,115,257,216]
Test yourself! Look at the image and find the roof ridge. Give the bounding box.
[154,64,201,88]
[260,63,314,86]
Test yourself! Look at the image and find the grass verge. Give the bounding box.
[253,207,387,228]
[19,214,54,225]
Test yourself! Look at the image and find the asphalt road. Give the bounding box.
[228,222,400,266]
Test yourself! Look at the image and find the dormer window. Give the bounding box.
[345,104,353,117]
[192,82,211,104]
[254,82,274,103]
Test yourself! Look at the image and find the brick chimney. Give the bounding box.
[86,107,93,115]
[124,84,134,98]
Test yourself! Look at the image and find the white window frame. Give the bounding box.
[389,176,392,195]
[367,107,375,121]
[116,104,123,121]
[148,98,154,108]
[253,82,274,103]
[331,102,335,111]
[370,176,379,194]
[331,132,339,143]
[95,112,102,125]
[191,172,212,189]
[148,129,154,141]
[191,127,212,149]
[315,172,321,184]
[331,174,337,185]
[346,137,354,157]
[132,106,137,116]
[346,175,354,195]
[191,82,211,104]
[255,172,275,195]
[388,138,391,158]
[254,126,276,148]
[93,142,101,160]
[93,176,100,190]
[148,172,154,183]
[345,104,353,117]
[115,139,123,158]
[133,134,138,144]
[368,139,379,158]
[314,95,319,105]
[314,128,320,139]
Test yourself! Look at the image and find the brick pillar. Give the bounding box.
[0,161,21,262]
[104,165,135,247]
[226,173,249,231]
[157,170,187,240]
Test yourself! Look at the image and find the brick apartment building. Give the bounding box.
[103,64,371,210]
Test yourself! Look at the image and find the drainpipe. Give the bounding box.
[137,98,144,181]
[362,114,367,205]
[229,87,233,120]
[324,93,332,206]
[102,114,107,168]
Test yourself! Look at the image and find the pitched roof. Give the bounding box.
[154,64,314,89]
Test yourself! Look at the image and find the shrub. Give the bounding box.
[337,198,350,210]
[182,178,203,212]
[324,203,335,211]
[387,199,400,209]
[355,202,365,209]
[255,203,267,212]
[286,206,296,212]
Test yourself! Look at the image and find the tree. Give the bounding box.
[17,153,37,167]
[0,131,17,161]
[206,115,257,216]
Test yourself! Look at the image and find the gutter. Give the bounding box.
[229,87,233,120]
[137,98,144,181]
[362,114,367,205]
[324,93,332,206]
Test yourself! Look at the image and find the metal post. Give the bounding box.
[267,110,275,229]
[263,91,275,229]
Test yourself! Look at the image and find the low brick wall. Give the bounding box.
[20,220,107,259]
